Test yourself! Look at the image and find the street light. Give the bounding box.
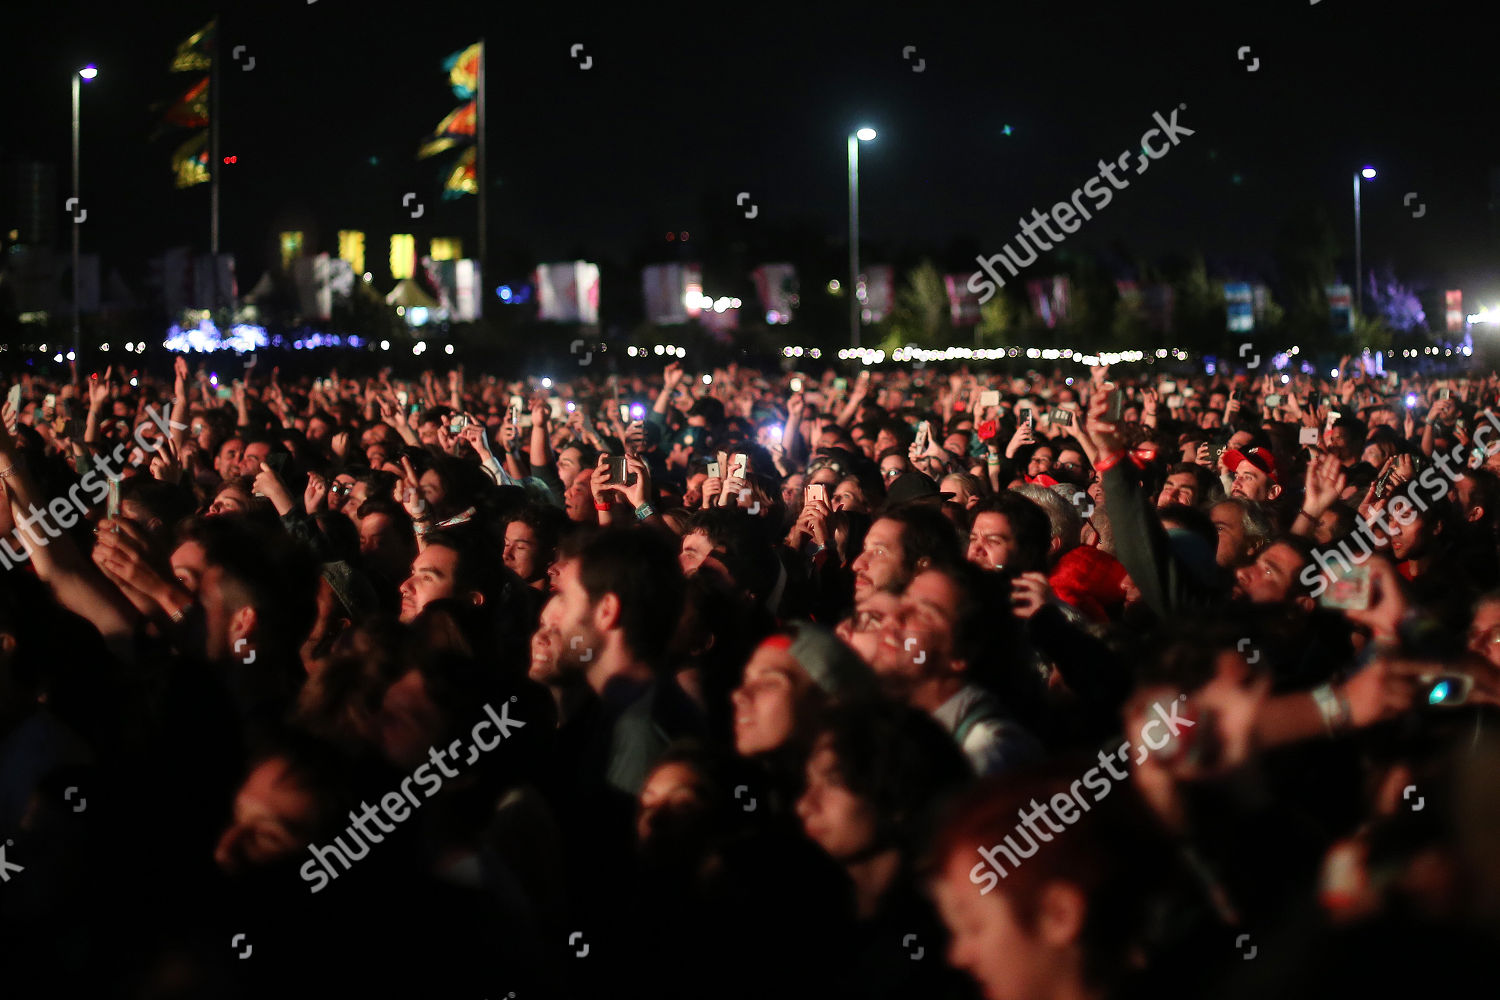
[1354,165,1375,320]
[72,63,96,383]
[848,126,877,351]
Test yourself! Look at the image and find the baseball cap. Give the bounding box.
[884,471,954,507]
[761,622,877,699]
[1223,446,1279,484]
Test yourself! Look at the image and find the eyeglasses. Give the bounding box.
[882,468,903,480]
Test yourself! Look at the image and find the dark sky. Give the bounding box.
[6,0,1497,305]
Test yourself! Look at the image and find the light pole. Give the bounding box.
[1354,165,1375,320]
[72,64,96,383]
[848,126,876,352]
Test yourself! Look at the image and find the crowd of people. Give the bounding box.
[2,351,1499,998]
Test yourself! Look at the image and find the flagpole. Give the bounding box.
[210,15,220,266]
[477,37,487,304]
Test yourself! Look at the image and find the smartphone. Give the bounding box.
[6,385,21,414]
[449,414,469,435]
[1320,563,1372,611]
[43,393,56,418]
[1105,392,1125,423]
[791,377,804,394]
[397,390,409,410]
[1159,380,1178,394]
[106,477,121,523]
[1265,394,1283,408]
[1019,407,1034,425]
[1050,408,1075,427]
[1373,465,1397,500]
[730,453,749,477]
[1167,394,1185,409]
[706,460,721,479]
[914,421,931,451]
[1299,426,1321,446]
[1420,672,1474,708]
[833,377,848,393]
[806,482,828,505]
[979,390,1001,409]
[509,395,524,421]
[606,454,635,487]
[1439,388,1453,401]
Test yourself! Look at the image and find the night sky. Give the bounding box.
[5,0,1495,304]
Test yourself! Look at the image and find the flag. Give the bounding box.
[418,101,476,159]
[172,131,210,188]
[441,147,477,199]
[171,20,216,73]
[444,42,482,99]
[163,76,210,129]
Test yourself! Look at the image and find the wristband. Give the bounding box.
[168,601,194,624]
[1094,451,1124,474]
[635,503,655,521]
[594,502,610,512]
[1296,509,1315,521]
[1310,682,1351,737]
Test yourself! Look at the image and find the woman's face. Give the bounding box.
[832,476,867,513]
[730,645,806,756]
[796,738,877,863]
[207,485,251,518]
[636,761,707,845]
[932,852,1053,1000]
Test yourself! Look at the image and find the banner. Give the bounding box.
[1026,276,1071,328]
[1447,290,1463,332]
[445,42,482,99]
[536,262,600,324]
[751,264,797,324]
[643,263,701,325]
[442,147,477,198]
[292,254,334,321]
[418,101,477,159]
[171,20,216,73]
[428,259,483,321]
[1326,284,1353,333]
[171,130,210,188]
[1223,282,1253,333]
[944,274,982,326]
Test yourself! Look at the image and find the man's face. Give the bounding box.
[1314,508,1342,545]
[637,762,709,846]
[1325,424,1351,456]
[207,485,251,518]
[1455,475,1482,521]
[851,517,908,603]
[1232,542,1304,605]
[418,420,441,446]
[731,645,807,756]
[851,428,876,460]
[870,569,959,697]
[1157,471,1199,508]
[836,591,901,666]
[240,441,272,478]
[197,564,243,662]
[213,757,319,873]
[306,417,332,445]
[968,511,1018,571]
[170,539,208,594]
[796,740,877,863]
[1467,599,1500,668]
[359,512,410,581]
[504,520,545,583]
[685,471,709,510]
[679,529,718,576]
[538,558,602,671]
[564,468,596,522]
[1199,410,1223,430]
[1230,461,1276,503]
[1210,502,1250,567]
[216,438,244,480]
[397,544,464,623]
[876,427,899,454]
[329,474,357,513]
[556,447,586,490]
